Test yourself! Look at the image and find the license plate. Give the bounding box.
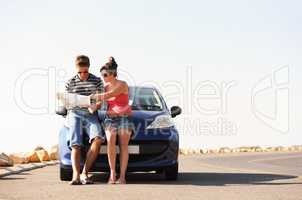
[99,145,140,154]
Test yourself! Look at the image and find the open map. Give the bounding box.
[56,92,91,109]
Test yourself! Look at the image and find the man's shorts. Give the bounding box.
[67,109,105,148]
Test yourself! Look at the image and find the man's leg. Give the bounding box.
[68,111,83,184]
[82,137,102,177]
[71,145,81,181]
[80,115,104,183]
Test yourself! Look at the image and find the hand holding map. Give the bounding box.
[56,92,91,109]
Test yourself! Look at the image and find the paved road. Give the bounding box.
[0,152,301,200]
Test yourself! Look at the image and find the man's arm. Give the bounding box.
[95,79,105,109]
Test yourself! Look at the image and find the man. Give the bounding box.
[65,55,104,185]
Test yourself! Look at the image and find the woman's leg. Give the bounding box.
[118,128,131,183]
[105,127,117,183]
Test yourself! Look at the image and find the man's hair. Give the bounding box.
[75,55,90,67]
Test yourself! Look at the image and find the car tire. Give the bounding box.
[60,166,73,181]
[164,162,178,181]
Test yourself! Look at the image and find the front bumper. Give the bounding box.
[59,126,179,172]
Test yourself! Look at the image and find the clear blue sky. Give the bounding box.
[1,0,301,153]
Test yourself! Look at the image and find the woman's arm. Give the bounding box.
[92,81,127,101]
[88,99,103,114]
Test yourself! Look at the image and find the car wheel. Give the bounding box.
[60,166,72,181]
[164,162,178,181]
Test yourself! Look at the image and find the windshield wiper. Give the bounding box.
[132,104,162,110]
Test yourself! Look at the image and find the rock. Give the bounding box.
[199,149,204,154]
[178,145,302,155]
[188,148,195,154]
[231,148,241,153]
[274,146,284,151]
[204,149,211,154]
[35,150,50,162]
[238,146,252,152]
[254,146,263,152]
[205,149,218,154]
[0,153,14,167]
[49,145,59,160]
[219,147,232,153]
[26,151,40,163]
[245,146,263,152]
[183,149,190,155]
[187,148,193,154]
[290,145,302,151]
[179,148,183,155]
[282,147,290,151]
[203,149,210,154]
[192,149,200,154]
[9,153,29,164]
[264,147,275,152]
[212,149,219,154]
[179,148,204,155]
[34,146,46,151]
[179,148,187,155]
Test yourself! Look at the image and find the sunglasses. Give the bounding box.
[101,72,110,77]
[78,71,88,74]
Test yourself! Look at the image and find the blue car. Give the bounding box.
[57,86,182,181]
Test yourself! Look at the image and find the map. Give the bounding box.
[56,92,91,109]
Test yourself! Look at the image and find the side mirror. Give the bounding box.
[171,106,182,118]
[56,106,67,117]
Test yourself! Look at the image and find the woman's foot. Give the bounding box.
[107,173,116,184]
[115,178,126,184]
[107,178,116,184]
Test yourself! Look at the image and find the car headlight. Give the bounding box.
[146,115,175,129]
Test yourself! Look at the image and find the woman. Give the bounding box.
[91,57,133,184]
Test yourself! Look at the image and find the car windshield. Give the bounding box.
[129,87,164,111]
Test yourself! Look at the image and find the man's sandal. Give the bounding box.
[69,179,82,185]
[80,175,94,185]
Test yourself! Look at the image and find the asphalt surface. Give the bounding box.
[0,151,301,200]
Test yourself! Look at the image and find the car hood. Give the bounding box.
[97,110,168,130]
[97,110,176,140]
